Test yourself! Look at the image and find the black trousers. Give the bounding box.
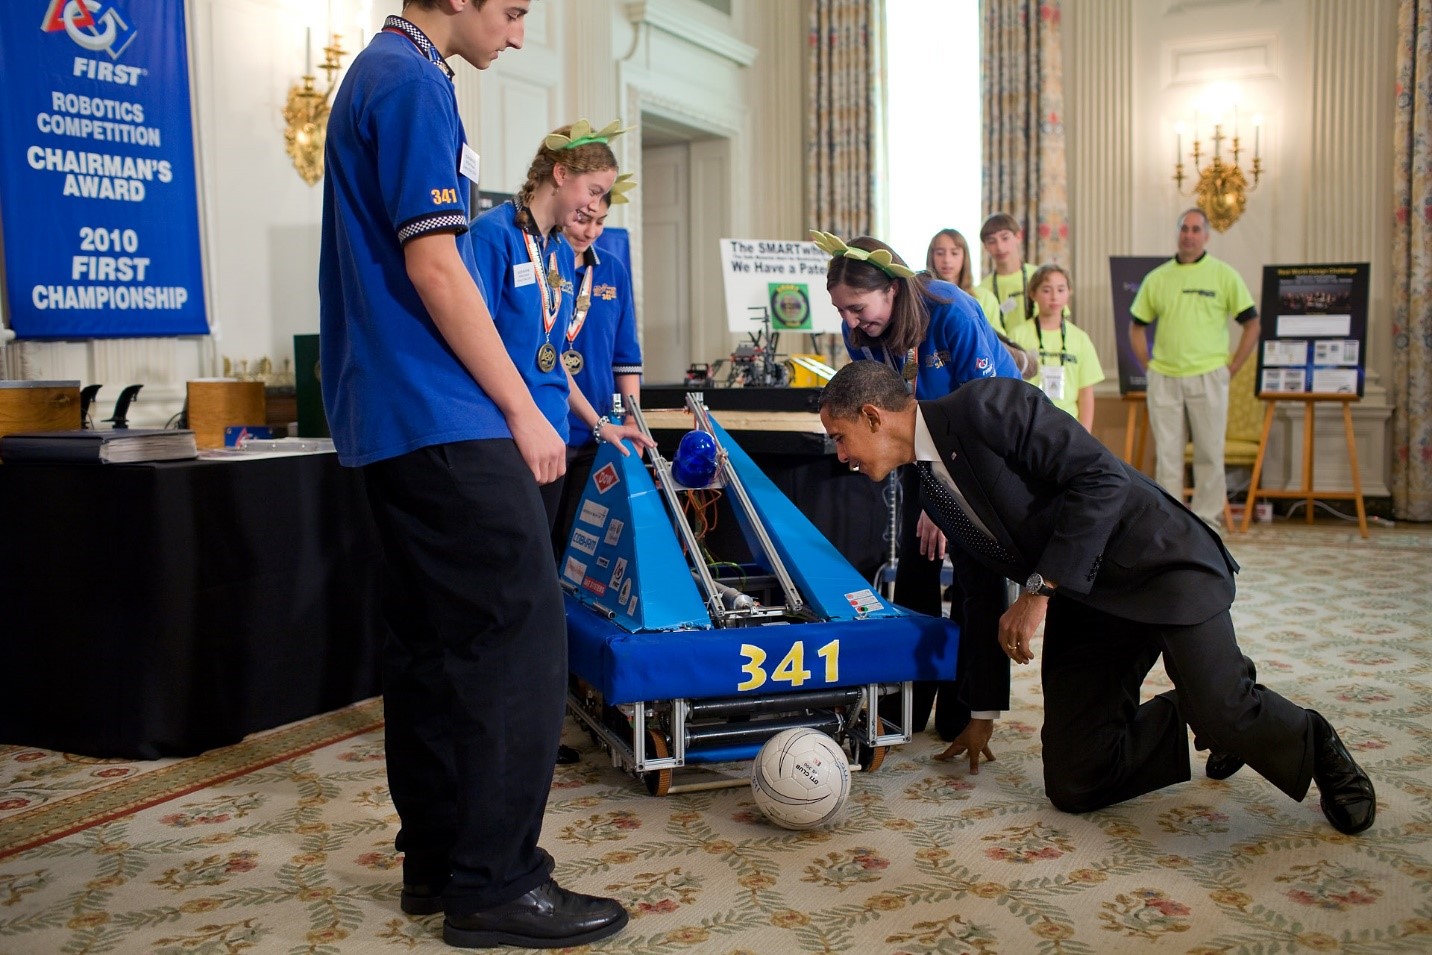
[1040,596,1314,813]
[363,440,565,911]
[886,465,1009,737]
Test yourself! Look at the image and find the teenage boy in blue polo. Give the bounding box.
[318,0,628,949]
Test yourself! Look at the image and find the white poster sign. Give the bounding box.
[718,239,842,334]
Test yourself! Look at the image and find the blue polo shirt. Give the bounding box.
[470,201,575,441]
[566,246,642,447]
[318,27,507,467]
[844,279,1019,399]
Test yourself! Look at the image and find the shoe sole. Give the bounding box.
[443,910,629,949]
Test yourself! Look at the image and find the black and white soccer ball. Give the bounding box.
[750,728,852,830]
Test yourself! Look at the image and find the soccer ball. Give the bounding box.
[750,728,851,830]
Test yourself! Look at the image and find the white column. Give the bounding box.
[1063,0,1136,371]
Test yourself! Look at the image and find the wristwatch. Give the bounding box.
[1024,572,1055,597]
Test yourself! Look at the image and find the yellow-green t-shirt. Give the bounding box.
[969,284,1002,332]
[1129,254,1257,378]
[976,262,1038,336]
[1009,317,1106,420]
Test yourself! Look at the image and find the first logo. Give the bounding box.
[42,0,138,60]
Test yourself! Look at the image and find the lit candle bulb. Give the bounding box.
[1252,114,1262,158]
[305,27,312,75]
[1175,122,1185,164]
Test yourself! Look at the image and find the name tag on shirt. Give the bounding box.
[1000,298,1018,314]
[460,143,481,184]
[1041,364,1066,400]
[513,262,536,287]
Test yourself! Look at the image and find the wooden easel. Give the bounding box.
[1121,392,1150,470]
[1240,394,1368,537]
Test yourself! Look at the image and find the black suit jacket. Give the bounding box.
[919,377,1237,626]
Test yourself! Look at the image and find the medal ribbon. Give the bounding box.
[565,265,596,345]
[521,230,563,338]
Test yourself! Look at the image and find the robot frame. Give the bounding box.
[560,394,960,796]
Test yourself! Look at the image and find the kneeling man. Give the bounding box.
[819,360,1375,835]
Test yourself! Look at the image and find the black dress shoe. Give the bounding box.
[444,878,629,949]
[1205,750,1246,780]
[400,882,446,916]
[1308,709,1376,835]
[555,744,580,765]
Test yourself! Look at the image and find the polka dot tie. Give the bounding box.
[914,461,1018,566]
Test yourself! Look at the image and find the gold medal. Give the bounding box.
[576,293,591,314]
[537,342,558,373]
[562,349,584,374]
[547,265,562,288]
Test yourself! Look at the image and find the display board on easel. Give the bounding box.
[1254,263,1369,397]
[1241,262,1372,538]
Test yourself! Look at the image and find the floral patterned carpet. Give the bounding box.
[1,524,1429,954]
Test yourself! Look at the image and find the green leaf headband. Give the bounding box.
[608,173,637,205]
[809,229,916,279]
[545,119,632,151]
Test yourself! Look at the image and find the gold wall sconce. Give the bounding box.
[1173,113,1264,232]
[283,29,346,186]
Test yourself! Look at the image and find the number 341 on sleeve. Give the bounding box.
[737,639,839,692]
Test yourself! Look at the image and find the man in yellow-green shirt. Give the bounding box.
[1129,208,1259,528]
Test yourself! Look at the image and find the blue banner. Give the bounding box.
[0,0,207,339]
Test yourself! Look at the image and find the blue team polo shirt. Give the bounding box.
[470,202,575,441]
[844,279,1019,398]
[566,245,643,447]
[319,25,508,467]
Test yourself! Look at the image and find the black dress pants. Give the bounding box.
[363,440,565,912]
[1040,596,1314,813]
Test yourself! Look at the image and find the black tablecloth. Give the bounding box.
[0,453,383,758]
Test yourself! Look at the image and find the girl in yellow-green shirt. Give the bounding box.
[1009,264,1105,430]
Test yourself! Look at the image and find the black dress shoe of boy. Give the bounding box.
[556,744,580,765]
[400,882,446,915]
[1308,709,1376,835]
[443,879,629,949]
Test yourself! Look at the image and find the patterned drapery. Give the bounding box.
[1392,0,1432,520]
[981,0,1068,270]
[806,0,882,239]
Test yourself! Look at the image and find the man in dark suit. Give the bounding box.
[818,360,1376,835]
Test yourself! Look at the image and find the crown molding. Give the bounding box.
[626,0,757,67]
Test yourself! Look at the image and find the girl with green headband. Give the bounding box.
[471,122,654,537]
[815,230,1020,752]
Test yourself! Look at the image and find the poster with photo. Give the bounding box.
[1107,256,1168,394]
[1255,263,1369,397]
[719,239,842,334]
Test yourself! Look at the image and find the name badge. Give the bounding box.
[513,262,536,287]
[1000,298,1018,314]
[1041,364,1066,401]
[460,143,481,184]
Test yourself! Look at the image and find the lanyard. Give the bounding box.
[521,230,563,337]
[565,264,596,345]
[1036,319,1069,366]
[991,268,1026,304]
[381,17,454,79]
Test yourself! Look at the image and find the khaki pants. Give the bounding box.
[1146,365,1230,526]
